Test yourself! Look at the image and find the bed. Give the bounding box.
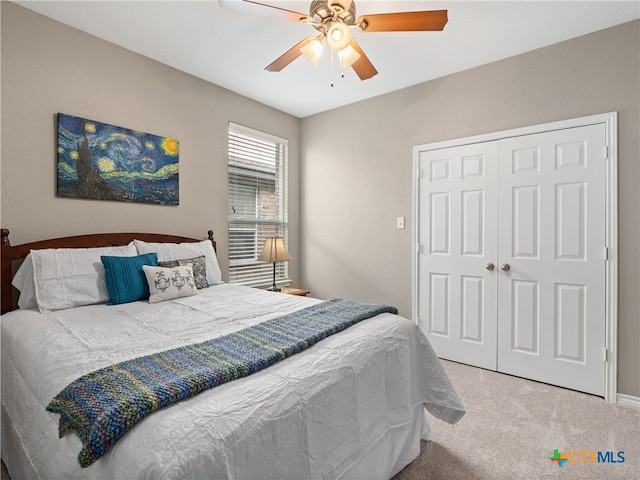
[1,228,465,480]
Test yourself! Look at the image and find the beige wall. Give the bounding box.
[0,2,301,284]
[300,20,640,397]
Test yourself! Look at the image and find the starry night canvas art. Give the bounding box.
[56,113,179,205]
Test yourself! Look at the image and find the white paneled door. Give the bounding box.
[417,142,499,370]
[496,125,606,395]
[417,123,607,396]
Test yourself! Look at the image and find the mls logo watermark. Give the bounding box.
[550,449,625,467]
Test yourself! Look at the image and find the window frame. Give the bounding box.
[227,122,289,288]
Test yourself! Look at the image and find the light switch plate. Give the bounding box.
[396,217,405,229]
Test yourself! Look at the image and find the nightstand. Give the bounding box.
[280,286,310,297]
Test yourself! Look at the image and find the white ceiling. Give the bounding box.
[16,1,640,118]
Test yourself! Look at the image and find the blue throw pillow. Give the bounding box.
[101,252,158,305]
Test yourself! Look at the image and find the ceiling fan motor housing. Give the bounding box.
[310,0,356,25]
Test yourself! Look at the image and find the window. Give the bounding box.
[227,123,289,287]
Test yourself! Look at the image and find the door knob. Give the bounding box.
[485,263,495,271]
[501,263,511,272]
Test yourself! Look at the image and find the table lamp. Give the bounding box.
[258,237,292,292]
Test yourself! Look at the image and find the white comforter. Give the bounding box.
[1,284,464,479]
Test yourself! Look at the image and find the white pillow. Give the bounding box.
[143,265,198,304]
[31,243,137,313]
[134,239,222,285]
[11,254,37,309]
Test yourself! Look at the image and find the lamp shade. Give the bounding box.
[338,44,360,69]
[258,237,292,263]
[301,36,325,66]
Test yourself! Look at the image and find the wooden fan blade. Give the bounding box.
[219,0,311,23]
[349,39,378,80]
[265,36,317,72]
[330,0,352,13]
[356,10,448,32]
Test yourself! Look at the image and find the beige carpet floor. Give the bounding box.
[393,360,640,480]
[2,360,639,479]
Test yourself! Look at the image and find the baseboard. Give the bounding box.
[616,393,640,409]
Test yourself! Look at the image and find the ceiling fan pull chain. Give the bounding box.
[330,50,335,87]
[329,50,347,87]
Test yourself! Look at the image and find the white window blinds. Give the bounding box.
[227,123,289,286]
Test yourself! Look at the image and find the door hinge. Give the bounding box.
[417,243,421,254]
[604,246,609,260]
[416,168,421,180]
[604,347,609,362]
[604,145,609,160]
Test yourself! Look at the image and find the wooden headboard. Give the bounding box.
[1,228,217,314]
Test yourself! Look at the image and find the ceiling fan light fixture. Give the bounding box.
[300,36,325,66]
[326,21,351,51]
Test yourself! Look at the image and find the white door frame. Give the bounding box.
[412,112,618,402]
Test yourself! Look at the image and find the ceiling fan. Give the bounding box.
[219,0,448,80]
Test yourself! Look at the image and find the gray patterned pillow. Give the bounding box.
[142,265,198,304]
[158,255,209,289]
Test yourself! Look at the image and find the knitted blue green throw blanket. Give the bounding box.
[46,298,398,467]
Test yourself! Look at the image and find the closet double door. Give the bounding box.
[416,124,606,396]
